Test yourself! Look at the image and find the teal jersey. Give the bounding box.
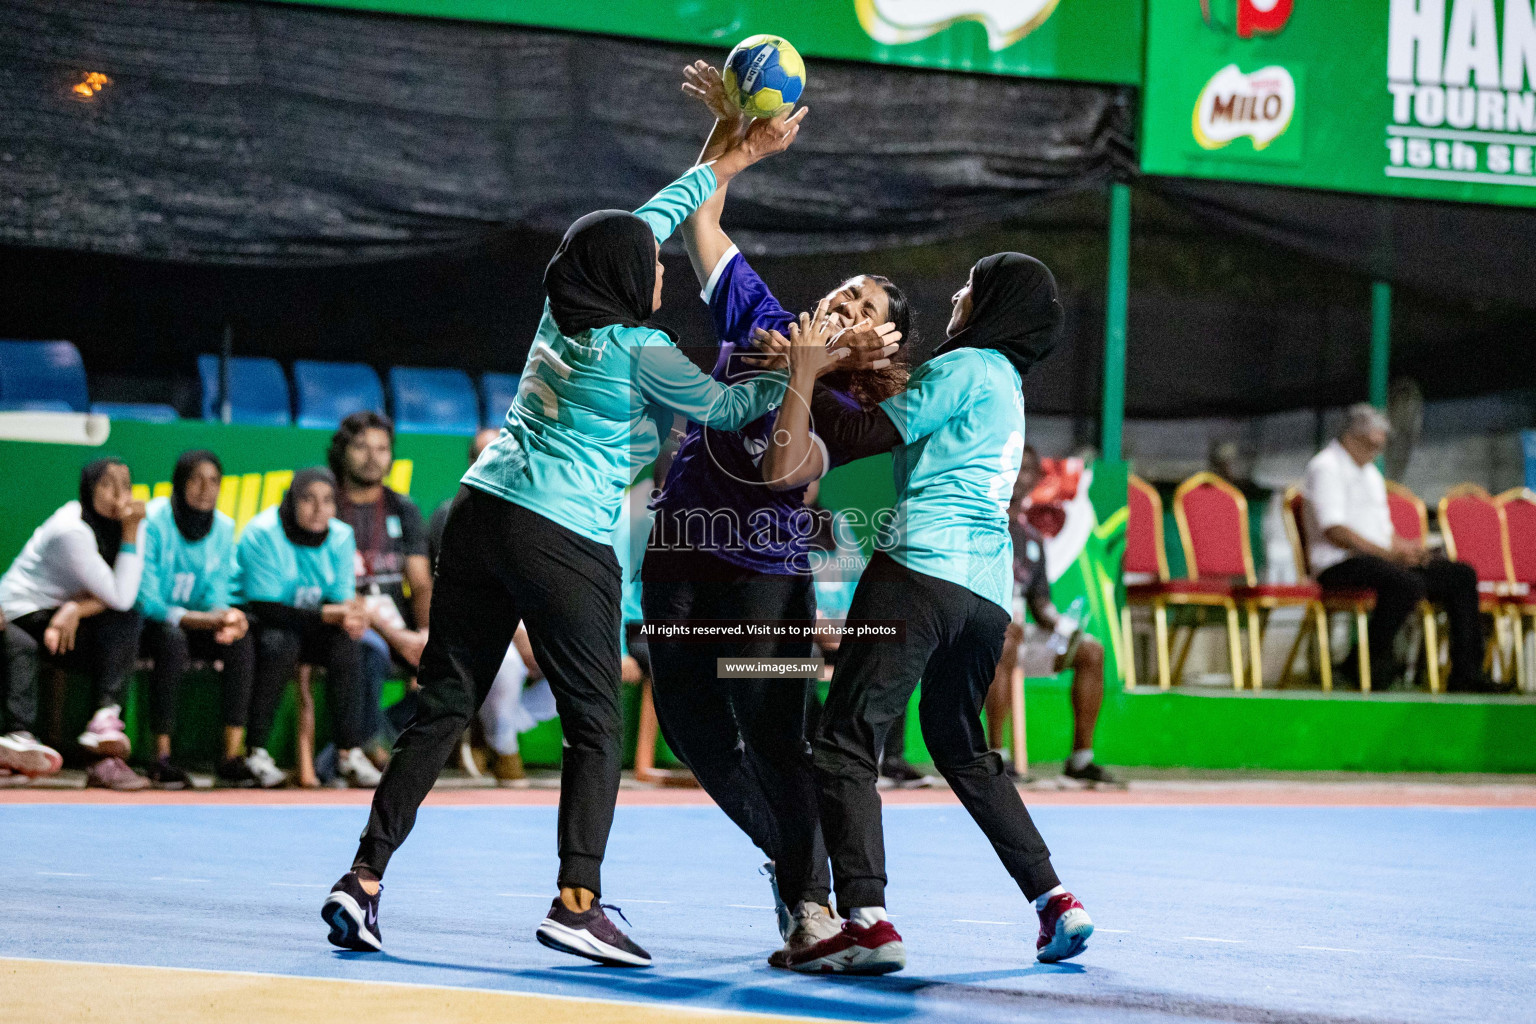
[878,348,1026,611]
[136,497,238,623]
[235,505,356,610]
[464,164,788,545]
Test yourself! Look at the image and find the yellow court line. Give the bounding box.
[0,956,838,1024]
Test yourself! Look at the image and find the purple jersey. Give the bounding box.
[650,250,857,576]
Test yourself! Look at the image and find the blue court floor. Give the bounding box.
[3,801,1534,1023]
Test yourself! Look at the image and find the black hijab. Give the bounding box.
[931,252,1064,383]
[544,209,672,340]
[78,457,127,566]
[171,450,221,543]
[279,467,336,549]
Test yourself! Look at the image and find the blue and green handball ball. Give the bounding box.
[723,34,805,119]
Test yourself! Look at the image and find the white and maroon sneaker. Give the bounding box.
[769,901,844,968]
[786,918,906,975]
[536,899,652,967]
[1035,891,1093,963]
[0,731,63,777]
[77,704,131,759]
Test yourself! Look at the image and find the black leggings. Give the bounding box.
[140,620,256,737]
[249,619,364,752]
[814,552,1060,914]
[355,487,624,895]
[643,548,830,909]
[3,608,141,735]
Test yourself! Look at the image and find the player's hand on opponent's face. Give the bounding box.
[786,297,852,379]
[838,320,901,372]
[681,61,743,127]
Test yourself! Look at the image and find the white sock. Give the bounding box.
[849,906,888,928]
[1034,885,1066,911]
[1068,748,1093,771]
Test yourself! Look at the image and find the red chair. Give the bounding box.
[1280,487,1373,691]
[1122,474,1239,690]
[1439,484,1522,683]
[1383,481,1444,693]
[1495,488,1536,685]
[1175,472,1327,690]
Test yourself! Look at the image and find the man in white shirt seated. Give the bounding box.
[1302,405,1490,691]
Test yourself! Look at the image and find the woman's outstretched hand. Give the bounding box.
[681,61,743,126]
[710,107,808,185]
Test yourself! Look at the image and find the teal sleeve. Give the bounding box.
[633,165,718,244]
[237,530,290,605]
[633,337,787,431]
[135,518,172,623]
[879,350,979,443]
[327,532,357,604]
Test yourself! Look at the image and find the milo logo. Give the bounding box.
[1193,64,1297,150]
[1201,0,1295,38]
[855,0,1059,51]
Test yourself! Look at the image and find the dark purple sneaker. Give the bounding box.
[321,871,382,951]
[536,898,652,967]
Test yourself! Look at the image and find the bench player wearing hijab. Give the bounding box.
[322,113,809,967]
[643,61,907,964]
[768,254,1095,973]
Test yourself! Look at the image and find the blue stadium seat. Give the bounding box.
[479,372,520,427]
[90,402,179,424]
[0,340,89,412]
[389,367,479,435]
[197,355,292,426]
[292,360,384,431]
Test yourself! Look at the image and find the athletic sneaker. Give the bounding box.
[0,731,62,777]
[322,871,383,951]
[1035,891,1093,963]
[245,747,287,789]
[786,917,906,975]
[761,861,794,941]
[769,901,843,968]
[535,899,652,967]
[880,756,936,790]
[86,756,150,791]
[146,756,191,790]
[77,704,131,759]
[1062,762,1124,788]
[216,756,257,788]
[338,747,382,788]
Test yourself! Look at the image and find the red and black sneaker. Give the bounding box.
[1035,891,1093,963]
[786,918,906,975]
[536,899,652,967]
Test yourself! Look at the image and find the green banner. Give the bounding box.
[1142,0,1536,206]
[0,420,472,568]
[270,0,1143,84]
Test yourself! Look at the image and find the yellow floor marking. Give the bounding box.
[0,956,836,1024]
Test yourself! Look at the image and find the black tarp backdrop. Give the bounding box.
[0,0,1531,422]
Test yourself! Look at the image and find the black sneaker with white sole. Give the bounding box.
[321,871,383,951]
[535,899,652,967]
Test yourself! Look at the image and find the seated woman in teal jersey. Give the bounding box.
[136,451,253,790]
[237,468,373,790]
[323,110,811,967]
[768,254,1095,974]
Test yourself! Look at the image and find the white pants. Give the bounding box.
[479,641,558,756]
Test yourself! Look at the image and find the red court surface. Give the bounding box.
[5,779,1533,807]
